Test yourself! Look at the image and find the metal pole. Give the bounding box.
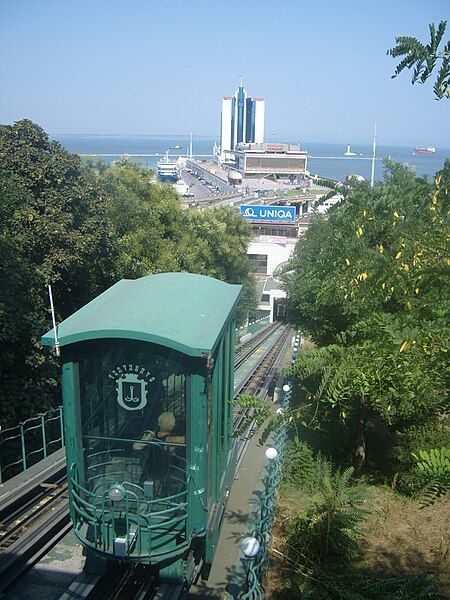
[20,423,27,471]
[59,406,65,446]
[370,121,377,188]
[41,414,48,458]
[48,284,60,356]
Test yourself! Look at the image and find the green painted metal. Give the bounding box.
[0,407,64,484]
[240,380,293,599]
[41,273,242,357]
[47,272,240,582]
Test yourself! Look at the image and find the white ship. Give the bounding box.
[344,144,357,156]
[157,151,179,182]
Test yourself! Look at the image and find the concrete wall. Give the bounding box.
[247,241,295,276]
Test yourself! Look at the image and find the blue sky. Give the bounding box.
[0,0,449,145]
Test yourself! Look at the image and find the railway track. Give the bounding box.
[234,321,281,368]
[1,323,291,599]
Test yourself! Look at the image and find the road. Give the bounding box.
[179,168,213,198]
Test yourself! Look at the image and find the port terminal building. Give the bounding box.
[233,142,308,179]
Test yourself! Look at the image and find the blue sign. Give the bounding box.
[240,204,296,222]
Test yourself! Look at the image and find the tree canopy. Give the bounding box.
[0,121,257,426]
[283,161,449,476]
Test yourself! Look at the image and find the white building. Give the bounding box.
[253,98,265,144]
[220,97,233,153]
[219,81,265,160]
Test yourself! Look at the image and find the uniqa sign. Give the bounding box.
[239,204,296,222]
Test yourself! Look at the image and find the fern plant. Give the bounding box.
[412,446,450,506]
[286,464,370,563]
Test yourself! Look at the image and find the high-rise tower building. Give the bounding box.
[220,81,265,154]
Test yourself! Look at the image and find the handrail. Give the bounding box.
[68,457,191,559]
[239,363,295,597]
[0,407,64,484]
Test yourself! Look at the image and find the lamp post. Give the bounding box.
[241,536,260,596]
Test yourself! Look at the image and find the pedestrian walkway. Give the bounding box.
[189,428,270,599]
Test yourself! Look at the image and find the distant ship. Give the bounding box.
[157,151,179,182]
[413,147,436,155]
[344,144,357,156]
[174,144,182,149]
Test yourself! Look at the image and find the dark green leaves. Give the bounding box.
[387,20,450,100]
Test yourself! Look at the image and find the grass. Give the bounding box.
[266,483,450,597]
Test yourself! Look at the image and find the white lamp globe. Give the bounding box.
[282,384,291,393]
[265,447,278,461]
[241,536,260,558]
[276,407,284,415]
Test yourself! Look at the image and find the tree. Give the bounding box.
[283,161,449,471]
[387,20,450,100]
[93,159,258,321]
[0,120,116,425]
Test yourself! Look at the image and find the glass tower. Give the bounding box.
[220,82,265,152]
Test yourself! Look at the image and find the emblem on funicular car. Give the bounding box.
[116,373,148,411]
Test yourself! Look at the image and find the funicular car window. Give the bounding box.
[78,340,187,498]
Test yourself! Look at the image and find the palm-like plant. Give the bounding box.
[387,20,450,99]
[286,464,370,563]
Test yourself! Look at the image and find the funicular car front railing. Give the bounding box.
[68,442,193,560]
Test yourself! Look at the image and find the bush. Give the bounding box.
[285,465,371,563]
[393,420,450,494]
[282,439,332,490]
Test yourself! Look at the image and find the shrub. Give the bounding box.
[393,420,450,494]
[286,465,371,563]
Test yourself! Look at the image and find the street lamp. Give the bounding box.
[265,447,278,461]
[282,384,290,393]
[241,536,260,559]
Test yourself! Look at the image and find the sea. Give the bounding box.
[52,135,449,183]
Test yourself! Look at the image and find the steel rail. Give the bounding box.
[233,326,292,476]
[0,501,71,593]
[0,450,67,524]
[234,322,281,368]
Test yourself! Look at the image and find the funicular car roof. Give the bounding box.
[42,273,242,357]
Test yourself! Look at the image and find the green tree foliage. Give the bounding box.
[0,122,257,427]
[387,20,450,99]
[393,421,450,494]
[93,159,258,320]
[0,120,116,425]
[283,161,449,474]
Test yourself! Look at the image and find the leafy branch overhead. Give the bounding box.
[387,20,450,99]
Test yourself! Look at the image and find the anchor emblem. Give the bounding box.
[116,373,148,411]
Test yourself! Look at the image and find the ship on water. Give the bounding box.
[413,146,436,155]
[157,151,179,182]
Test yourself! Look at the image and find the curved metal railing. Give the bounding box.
[69,444,192,560]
